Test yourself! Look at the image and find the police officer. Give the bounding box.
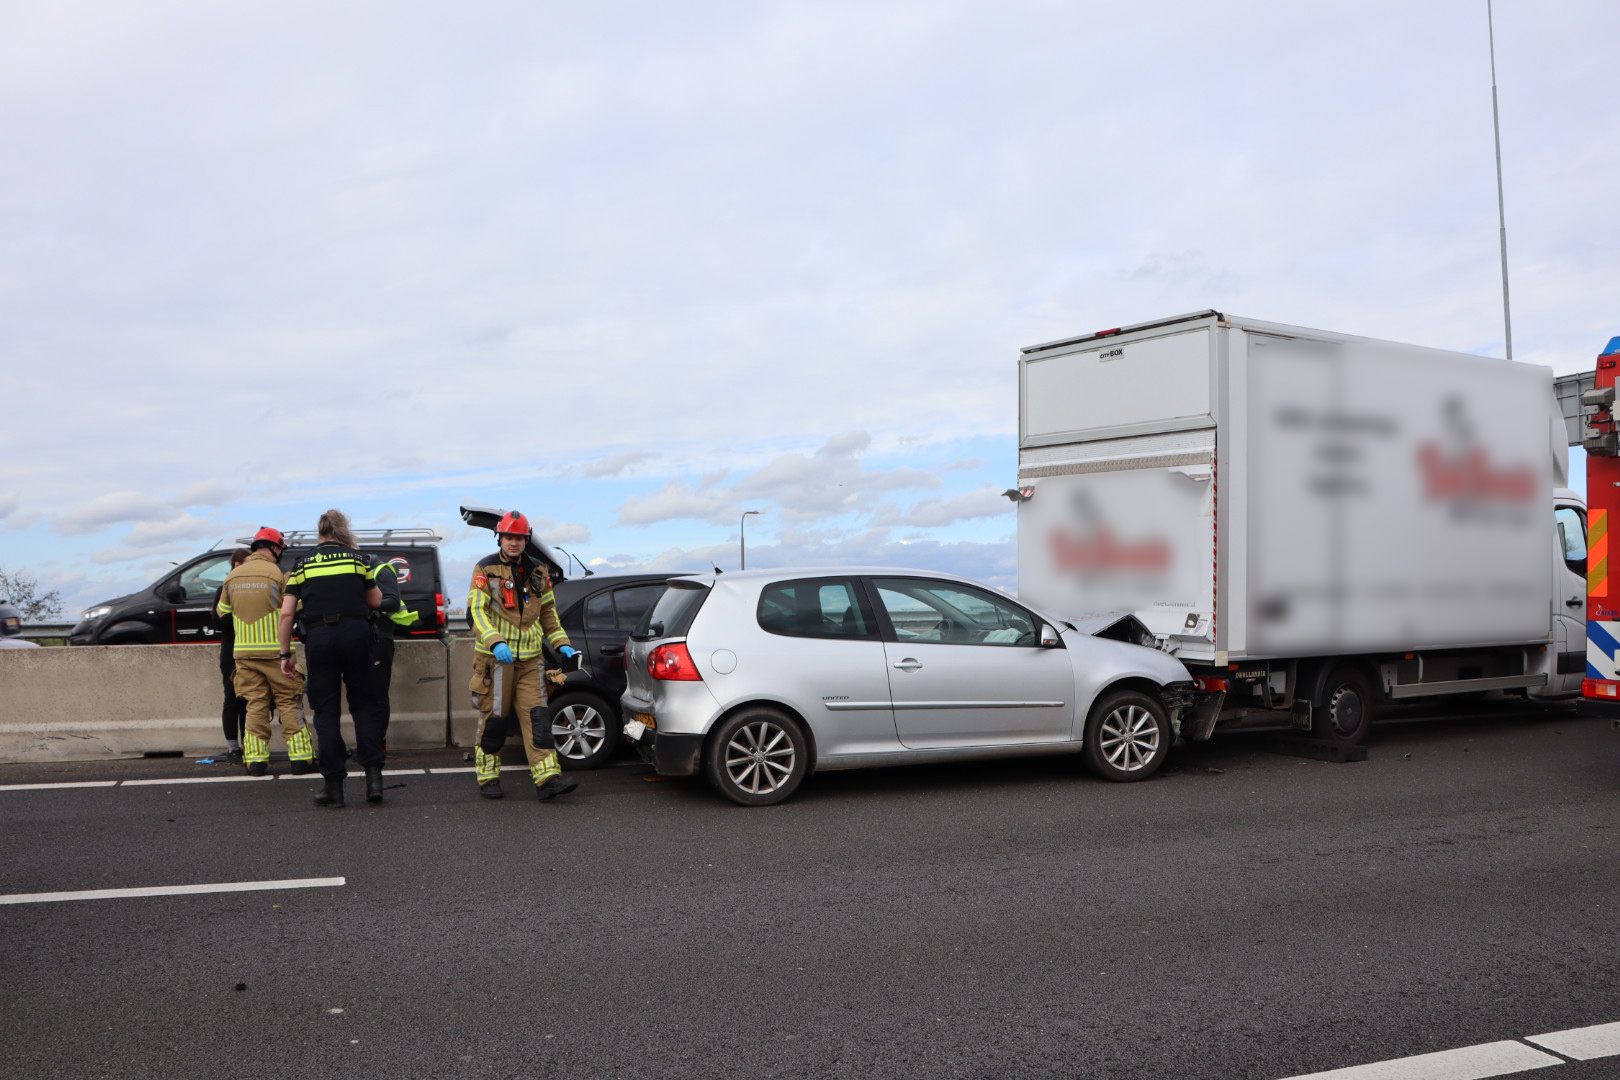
[217,529,313,775]
[0,601,40,648]
[278,509,384,808]
[468,511,579,801]
[370,557,420,745]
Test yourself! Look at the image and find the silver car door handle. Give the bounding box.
[892,658,922,672]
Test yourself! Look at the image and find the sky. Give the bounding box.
[2,0,1617,620]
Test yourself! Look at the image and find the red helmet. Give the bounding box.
[496,511,531,537]
[252,526,285,547]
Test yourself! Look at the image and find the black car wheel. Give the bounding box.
[550,690,619,770]
[1082,688,1171,782]
[705,708,809,806]
[1311,665,1375,745]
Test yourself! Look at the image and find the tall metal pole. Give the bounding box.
[1488,0,1514,360]
[740,510,760,570]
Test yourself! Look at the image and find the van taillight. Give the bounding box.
[648,643,702,681]
[435,592,446,626]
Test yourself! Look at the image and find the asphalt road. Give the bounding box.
[1,704,1617,1080]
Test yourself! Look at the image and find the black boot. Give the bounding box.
[536,775,578,801]
[365,766,384,804]
[314,779,344,808]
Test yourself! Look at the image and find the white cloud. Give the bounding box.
[874,485,1013,528]
[174,480,242,507]
[122,514,220,549]
[534,518,592,544]
[53,492,178,536]
[579,450,661,479]
[0,492,17,521]
[616,433,942,527]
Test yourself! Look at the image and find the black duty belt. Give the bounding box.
[313,612,366,626]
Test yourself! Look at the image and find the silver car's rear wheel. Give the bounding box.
[705,708,809,806]
[1083,689,1170,782]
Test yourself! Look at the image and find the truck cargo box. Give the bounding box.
[1017,311,1568,665]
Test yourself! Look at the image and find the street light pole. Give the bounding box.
[740,510,760,570]
[1488,0,1514,360]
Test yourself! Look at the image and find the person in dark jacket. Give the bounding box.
[212,548,251,762]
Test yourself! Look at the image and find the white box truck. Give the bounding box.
[1016,310,1588,744]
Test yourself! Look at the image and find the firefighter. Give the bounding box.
[216,528,313,776]
[370,557,420,743]
[468,510,579,801]
[279,509,384,808]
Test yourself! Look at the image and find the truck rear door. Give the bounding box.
[1017,322,1217,650]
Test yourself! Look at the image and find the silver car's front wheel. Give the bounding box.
[705,708,809,806]
[1083,689,1171,782]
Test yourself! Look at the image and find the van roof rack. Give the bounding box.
[234,528,443,547]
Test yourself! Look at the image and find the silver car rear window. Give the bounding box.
[631,580,710,641]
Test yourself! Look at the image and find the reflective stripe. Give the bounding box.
[299,562,371,579]
[1591,509,1608,598]
[286,728,313,762]
[475,746,500,782]
[234,611,280,654]
[531,753,559,785]
[242,733,269,765]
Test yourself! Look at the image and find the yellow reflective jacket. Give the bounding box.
[215,550,285,658]
[468,553,569,660]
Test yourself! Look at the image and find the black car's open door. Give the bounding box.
[459,505,569,582]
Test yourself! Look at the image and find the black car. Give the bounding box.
[69,529,449,646]
[547,572,697,769]
[458,504,693,770]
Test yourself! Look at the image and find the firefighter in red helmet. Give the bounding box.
[216,527,314,775]
[467,511,579,800]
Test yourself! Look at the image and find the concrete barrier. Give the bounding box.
[0,639,484,764]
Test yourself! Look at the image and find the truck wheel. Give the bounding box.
[1313,665,1374,744]
[705,708,808,806]
[1083,689,1171,782]
[550,690,618,770]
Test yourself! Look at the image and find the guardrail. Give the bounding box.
[16,622,76,643]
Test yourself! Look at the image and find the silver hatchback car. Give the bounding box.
[621,567,1197,805]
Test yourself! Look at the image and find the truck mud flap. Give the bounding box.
[1184,690,1224,741]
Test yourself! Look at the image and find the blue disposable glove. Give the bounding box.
[492,642,514,664]
[558,645,579,661]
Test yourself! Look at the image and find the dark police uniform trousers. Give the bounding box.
[285,542,386,781]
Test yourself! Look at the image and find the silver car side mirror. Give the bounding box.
[1039,623,1062,647]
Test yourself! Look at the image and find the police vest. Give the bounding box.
[286,543,376,622]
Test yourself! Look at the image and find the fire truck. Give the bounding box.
[1574,336,1620,712]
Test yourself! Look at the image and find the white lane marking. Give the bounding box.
[1279,1040,1561,1080]
[0,877,346,905]
[122,775,275,786]
[1525,1021,1620,1060]
[381,769,425,775]
[429,765,532,774]
[0,781,120,791]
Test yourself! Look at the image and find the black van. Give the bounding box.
[68,528,448,646]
